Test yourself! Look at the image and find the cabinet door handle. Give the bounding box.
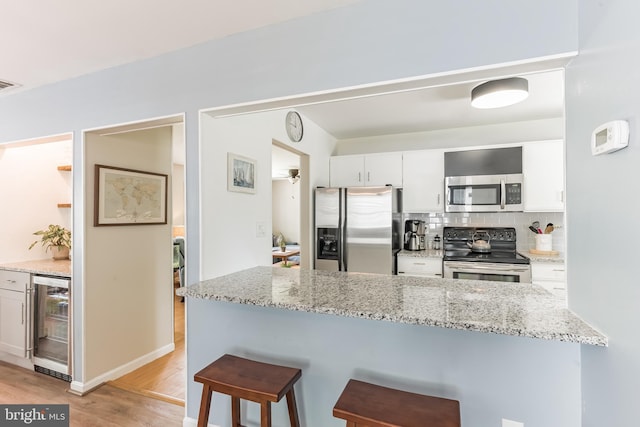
[358,172,361,182]
[414,262,426,266]
[21,303,24,325]
[367,172,370,182]
[437,194,440,205]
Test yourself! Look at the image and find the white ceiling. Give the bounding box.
[295,69,565,140]
[0,0,361,94]
[271,69,564,177]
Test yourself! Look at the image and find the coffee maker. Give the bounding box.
[404,220,426,251]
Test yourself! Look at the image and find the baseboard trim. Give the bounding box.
[183,416,220,427]
[0,351,34,371]
[69,343,175,395]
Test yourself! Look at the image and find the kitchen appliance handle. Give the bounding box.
[447,262,529,272]
[500,179,506,210]
[25,286,33,354]
[340,188,347,271]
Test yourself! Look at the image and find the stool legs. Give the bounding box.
[286,389,300,427]
[231,396,241,427]
[198,391,299,427]
[260,401,272,427]
[197,384,213,427]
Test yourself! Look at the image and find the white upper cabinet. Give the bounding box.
[330,153,402,187]
[402,149,444,213]
[523,140,565,212]
[329,155,365,187]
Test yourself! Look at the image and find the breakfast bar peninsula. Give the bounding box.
[177,266,605,426]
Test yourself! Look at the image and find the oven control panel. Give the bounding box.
[443,227,516,242]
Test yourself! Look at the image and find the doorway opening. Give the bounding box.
[83,114,186,405]
[271,142,307,269]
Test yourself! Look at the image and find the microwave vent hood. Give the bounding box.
[445,146,522,177]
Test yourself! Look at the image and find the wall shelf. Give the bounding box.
[58,166,72,208]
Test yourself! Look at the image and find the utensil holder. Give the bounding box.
[535,234,553,252]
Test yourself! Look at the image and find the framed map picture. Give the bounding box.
[94,164,168,226]
[227,153,256,194]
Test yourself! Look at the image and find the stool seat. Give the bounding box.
[333,379,460,427]
[194,354,302,427]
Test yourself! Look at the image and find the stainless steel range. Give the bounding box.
[443,227,531,283]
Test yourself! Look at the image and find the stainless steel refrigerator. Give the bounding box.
[314,186,401,275]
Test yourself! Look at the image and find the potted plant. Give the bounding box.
[277,233,286,252]
[28,224,72,260]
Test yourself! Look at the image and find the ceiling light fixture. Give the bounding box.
[471,77,529,109]
[287,169,300,184]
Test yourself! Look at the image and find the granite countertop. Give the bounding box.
[525,252,565,264]
[398,249,443,259]
[0,259,71,277]
[178,266,606,346]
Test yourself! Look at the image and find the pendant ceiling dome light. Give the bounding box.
[287,168,300,184]
[471,77,529,109]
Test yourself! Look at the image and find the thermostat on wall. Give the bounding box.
[591,120,629,155]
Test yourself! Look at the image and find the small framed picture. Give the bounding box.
[94,164,168,226]
[227,153,256,194]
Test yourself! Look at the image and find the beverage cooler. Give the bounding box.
[32,275,71,382]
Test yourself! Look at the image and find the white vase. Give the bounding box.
[51,246,70,260]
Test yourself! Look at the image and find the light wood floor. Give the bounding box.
[109,284,185,406]
[0,360,184,426]
[0,281,186,426]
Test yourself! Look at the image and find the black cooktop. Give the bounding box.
[443,227,530,265]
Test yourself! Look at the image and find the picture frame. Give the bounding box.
[227,152,257,194]
[94,164,168,226]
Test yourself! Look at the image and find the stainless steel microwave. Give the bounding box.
[445,173,523,212]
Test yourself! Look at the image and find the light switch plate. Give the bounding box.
[256,221,266,238]
[502,419,524,427]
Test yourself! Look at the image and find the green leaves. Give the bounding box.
[28,224,71,251]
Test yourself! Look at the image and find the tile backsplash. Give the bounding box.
[403,211,565,255]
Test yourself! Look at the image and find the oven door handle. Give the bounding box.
[500,179,506,210]
[446,262,530,272]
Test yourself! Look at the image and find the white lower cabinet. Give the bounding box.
[397,256,442,278]
[0,270,30,358]
[531,262,566,304]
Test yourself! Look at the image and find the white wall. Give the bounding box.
[199,109,335,279]
[0,137,72,262]
[83,126,173,385]
[172,163,185,225]
[272,179,301,244]
[566,2,640,426]
[334,118,564,155]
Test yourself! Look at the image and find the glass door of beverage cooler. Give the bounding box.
[33,275,71,379]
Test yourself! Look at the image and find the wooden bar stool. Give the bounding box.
[194,354,302,427]
[333,379,460,427]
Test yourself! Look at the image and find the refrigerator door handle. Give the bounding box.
[340,188,347,271]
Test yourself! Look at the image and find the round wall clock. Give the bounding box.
[286,111,303,142]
